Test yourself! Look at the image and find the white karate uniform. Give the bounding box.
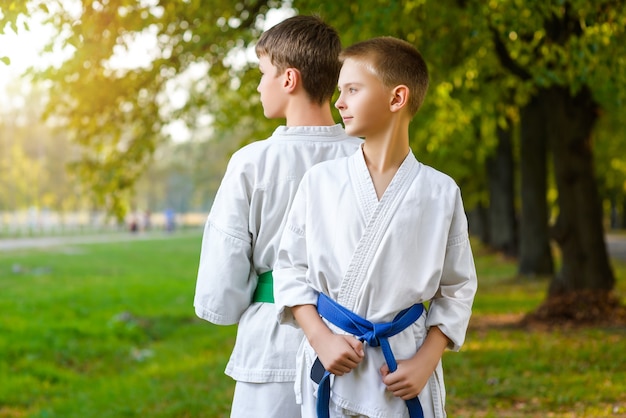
[194,124,362,417]
[274,147,478,418]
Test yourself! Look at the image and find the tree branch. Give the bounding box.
[489,26,532,81]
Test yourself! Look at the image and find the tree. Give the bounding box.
[593,96,626,230]
[3,0,626,322]
[482,1,626,320]
[2,0,280,218]
[518,95,554,276]
[0,81,83,217]
[0,0,31,66]
[486,116,518,257]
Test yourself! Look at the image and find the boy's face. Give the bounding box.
[335,58,392,138]
[257,55,287,119]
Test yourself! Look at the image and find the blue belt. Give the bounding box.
[315,293,425,418]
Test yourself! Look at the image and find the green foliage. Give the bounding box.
[595,111,626,200]
[3,0,626,220]
[0,0,30,33]
[0,86,83,212]
[0,234,624,416]
[2,0,282,218]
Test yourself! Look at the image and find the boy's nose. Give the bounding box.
[335,96,345,110]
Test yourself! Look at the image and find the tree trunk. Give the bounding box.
[545,85,615,295]
[485,119,517,256]
[518,95,554,276]
[467,203,490,244]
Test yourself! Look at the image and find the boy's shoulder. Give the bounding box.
[304,151,354,177]
[416,160,460,193]
[226,130,288,165]
[230,126,361,162]
[419,161,454,181]
[230,136,273,158]
[223,128,360,179]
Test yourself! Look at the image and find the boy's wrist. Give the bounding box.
[307,321,334,350]
[292,304,334,348]
[412,326,449,370]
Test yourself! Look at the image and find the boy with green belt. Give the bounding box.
[194,15,362,417]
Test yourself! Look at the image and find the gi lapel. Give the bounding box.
[337,151,420,309]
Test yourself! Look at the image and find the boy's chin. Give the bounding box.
[344,125,363,137]
[262,109,284,119]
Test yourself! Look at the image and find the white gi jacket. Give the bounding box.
[274,148,478,418]
[194,124,362,383]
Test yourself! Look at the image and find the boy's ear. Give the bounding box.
[283,68,301,93]
[389,85,409,112]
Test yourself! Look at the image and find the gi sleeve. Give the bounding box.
[426,188,478,351]
[273,174,319,327]
[193,154,255,325]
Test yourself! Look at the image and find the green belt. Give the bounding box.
[252,271,274,303]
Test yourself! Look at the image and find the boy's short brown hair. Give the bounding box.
[340,37,429,116]
[255,15,341,105]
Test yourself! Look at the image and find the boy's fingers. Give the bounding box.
[346,336,364,357]
[342,358,360,370]
[380,364,390,377]
[381,366,404,387]
[330,356,361,375]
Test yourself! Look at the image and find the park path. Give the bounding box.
[1,229,625,260]
[0,230,200,252]
[606,233,626,262]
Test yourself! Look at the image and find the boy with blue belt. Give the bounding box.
[274,37,478,418]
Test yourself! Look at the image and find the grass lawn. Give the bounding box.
[0,232,624,417]
[445,244,626,418]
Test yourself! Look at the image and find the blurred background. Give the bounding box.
[2,2,626,416]
[1,0,626,326]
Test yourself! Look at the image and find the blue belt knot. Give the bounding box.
[314,293,425,418]
[368,323,384,347]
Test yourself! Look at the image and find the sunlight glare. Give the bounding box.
[0,5,77,110]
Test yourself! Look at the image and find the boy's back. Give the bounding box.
[194,125,361,416]
[195,126,362,326]
[193,15,362,417]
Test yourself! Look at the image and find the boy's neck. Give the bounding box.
[362,120,411,200]
[362,122,410,173]
[285,99,336,127]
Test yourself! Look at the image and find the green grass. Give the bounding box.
[0,234,625,417]
[444,244,626,417]
[0,232,235,418]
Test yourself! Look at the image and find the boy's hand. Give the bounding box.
[291,304,365,376]
[380,326,450,400]
[380,357,428,400]
[314,333,364,376]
